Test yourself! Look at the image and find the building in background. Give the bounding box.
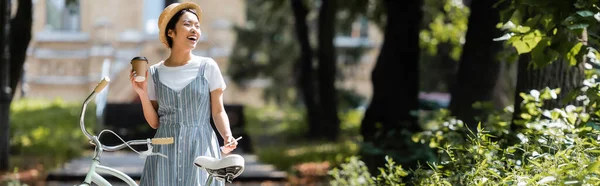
[17,0,382,107]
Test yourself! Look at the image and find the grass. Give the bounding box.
[243,104,364,176]
[256,140,360,173]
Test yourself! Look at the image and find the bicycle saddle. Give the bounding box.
[194,154,245,182]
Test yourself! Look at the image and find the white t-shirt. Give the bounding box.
[146,56,226,101]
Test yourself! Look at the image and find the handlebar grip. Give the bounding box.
[94,77,111,93]
[152,137,174,145]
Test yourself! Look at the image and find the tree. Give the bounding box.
[0,0,10,172]
[290,0,321,138]
[0,0,33,171]
[228,0,299,104]
[316,0,339,141]
[229,0,368,140]
[511,56,585,128]
[449,0,505,128]
[419,0,469,93]
[494,0,598,130]
[360,0,430,171]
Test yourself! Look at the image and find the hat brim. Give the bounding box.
[158,2,202,48]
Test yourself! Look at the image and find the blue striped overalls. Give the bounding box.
[139,59,223,186]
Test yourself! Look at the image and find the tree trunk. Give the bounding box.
[9,0,32,97]
[317,0,339,141]
[492,60,517,110]
[449,0,503,129]
[0,0,11,172]
[511,55,585,129]
[0,0,32,171]
[360,0,424,170]
[290,0,321,139]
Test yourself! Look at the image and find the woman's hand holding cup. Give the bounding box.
[130,56,149,96]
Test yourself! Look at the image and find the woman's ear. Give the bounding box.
[167,29,175,38]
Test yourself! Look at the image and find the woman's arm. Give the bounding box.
[130,71,160,129]
[139,95,160,129]
[210,88,237,153]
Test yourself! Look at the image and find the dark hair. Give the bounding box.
[165,9,199,48]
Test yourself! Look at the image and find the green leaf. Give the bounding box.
[567,42,584,65]
[521,113,532,120]
[587,160,600,173]
[567,23,589,30]
[566,112,577,124]
[519,92,530,101]
[531,38,559,67]
[553,88,561,95]
[581,113,590,122]
[510,30,543,54]
[561,89,579,104]
[551,110,560,120]
[576,10,595,17]
[498,5,517,23]
[564,15,578,22]
[514,26,531,33]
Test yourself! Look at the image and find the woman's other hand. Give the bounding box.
[221,136,238,154]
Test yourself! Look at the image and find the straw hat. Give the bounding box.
[158,2,202,48]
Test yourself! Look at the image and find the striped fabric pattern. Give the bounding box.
[139,58,223,186]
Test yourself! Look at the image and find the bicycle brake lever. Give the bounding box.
[139,140,168,159]
[139,151,168,159]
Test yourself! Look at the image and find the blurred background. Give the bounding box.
[2,0,594,185]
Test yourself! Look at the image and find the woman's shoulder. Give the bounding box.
[193,55,219,68]
[149,61,165,69]
[193,55,216,63]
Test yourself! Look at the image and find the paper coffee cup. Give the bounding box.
[131,56,148,82]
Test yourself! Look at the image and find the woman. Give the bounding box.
[130,2,237,185]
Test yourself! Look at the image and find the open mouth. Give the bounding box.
[188,36,197,42]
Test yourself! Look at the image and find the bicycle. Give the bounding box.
[75,77,245,186]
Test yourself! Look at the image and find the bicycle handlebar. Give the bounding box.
[80,77,110,140]
[152,137,174,144]
[94,77,110,93]
[101,138,174,151]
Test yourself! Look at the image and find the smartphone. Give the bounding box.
[224,136,242,147]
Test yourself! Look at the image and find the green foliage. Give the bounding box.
[328,156,376,186]
[228,0,299,104]
[330,75,600,185]
[228,0,381,105]
[495,0,600,68]
[418,0,469,92]
[9,98,96,169]
[420,0,470,61]
[329,156,409,186]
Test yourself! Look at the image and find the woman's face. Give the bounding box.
[167,11,201,50]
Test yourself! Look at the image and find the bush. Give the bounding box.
[9,98,96,169]
[329,75,600,185]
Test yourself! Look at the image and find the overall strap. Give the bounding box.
[149,65,159,85]
[197,58,208,78]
